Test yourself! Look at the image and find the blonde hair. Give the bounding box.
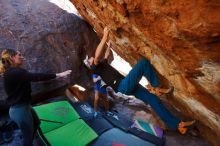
[0,49,17,73]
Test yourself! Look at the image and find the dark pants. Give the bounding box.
[9,103,40,146]
[117,58,180,129]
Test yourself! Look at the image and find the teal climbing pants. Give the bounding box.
[117,58,180,129]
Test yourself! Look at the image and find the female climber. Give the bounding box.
[83,27,195,134]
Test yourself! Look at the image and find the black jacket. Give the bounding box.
[3,67,56,105]
[92,59,124,91]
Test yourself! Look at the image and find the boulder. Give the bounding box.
[0,0,100,107]
[70,0,220,145]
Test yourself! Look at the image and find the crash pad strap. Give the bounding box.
[129,127,165,146]
[37,127,51,146]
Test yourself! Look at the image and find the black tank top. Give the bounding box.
[92,59,124,91]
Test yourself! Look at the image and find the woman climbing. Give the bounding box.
[84,27,195,134]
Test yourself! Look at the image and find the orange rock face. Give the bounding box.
[70,0,220,145]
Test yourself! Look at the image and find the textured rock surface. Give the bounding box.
[0,0,99,106]
[70,0,220,145]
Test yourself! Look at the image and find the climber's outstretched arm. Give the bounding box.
[104,42,111,59]
[94,27,110,65]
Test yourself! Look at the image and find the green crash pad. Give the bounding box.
[34,101,98,146]
[34,101,80,133]
[45,119,97,146]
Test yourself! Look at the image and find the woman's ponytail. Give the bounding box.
[0,49,17,73]
[0,59,5,73]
